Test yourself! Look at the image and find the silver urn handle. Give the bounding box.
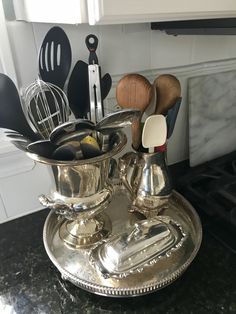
[39,194,75,219]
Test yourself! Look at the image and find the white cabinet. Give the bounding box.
[87,0,236,25]
[13,0,236,25]
[0,161,51,220]
[13,0,88,24]
[0,143,52,223]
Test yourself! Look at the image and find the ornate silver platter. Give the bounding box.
[43,188,202,297]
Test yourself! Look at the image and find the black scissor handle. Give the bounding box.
[85,34,99,64]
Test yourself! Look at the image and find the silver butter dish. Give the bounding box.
[91,216,186,278]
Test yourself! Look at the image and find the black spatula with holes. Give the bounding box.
[39,26,72,89]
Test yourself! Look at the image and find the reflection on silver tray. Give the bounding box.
[91,216,186,278]
[43,189,202,297]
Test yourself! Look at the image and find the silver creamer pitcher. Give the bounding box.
[119,151,172,217]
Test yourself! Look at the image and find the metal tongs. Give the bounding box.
[85,34,103,124]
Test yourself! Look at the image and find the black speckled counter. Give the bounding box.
[0,163,236,313]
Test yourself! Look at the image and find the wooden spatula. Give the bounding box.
[116,73,152,150]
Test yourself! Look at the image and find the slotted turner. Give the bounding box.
[86,34,103,123]
[39,26,72,89]
[67,60,112,119]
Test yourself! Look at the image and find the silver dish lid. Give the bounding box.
[91,215,186,278]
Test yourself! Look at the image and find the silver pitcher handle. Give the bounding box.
[118,152,137,198]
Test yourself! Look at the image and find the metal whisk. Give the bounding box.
[23,78,70,139]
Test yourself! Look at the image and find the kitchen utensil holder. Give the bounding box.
[27,130,127,247]
[119,150,172,218]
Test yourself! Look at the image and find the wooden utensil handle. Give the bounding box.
[132,118,142,150]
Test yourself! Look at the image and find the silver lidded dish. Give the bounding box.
[91,215,186,278]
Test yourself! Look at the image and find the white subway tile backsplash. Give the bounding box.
[150,31,193,69]
[191,36,229,64]
[97,23,151,75]
[6,22,236,166]
[29,23,236,84]
[7,21,38,88]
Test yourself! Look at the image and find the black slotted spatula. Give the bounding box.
[39,26,72,89]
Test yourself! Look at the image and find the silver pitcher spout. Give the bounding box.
[119,151,172,217]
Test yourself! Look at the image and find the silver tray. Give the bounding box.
[43,189,202,297]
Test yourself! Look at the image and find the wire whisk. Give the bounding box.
[23,78,70,139]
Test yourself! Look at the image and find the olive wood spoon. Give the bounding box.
[116,73,152,150]
[154,74,181,115]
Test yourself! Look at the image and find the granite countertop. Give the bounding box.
[0,163,236,313]
[0,208,236,313]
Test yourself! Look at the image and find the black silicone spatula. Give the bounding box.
[101,73,112,100]
[67,60,89,119]
[67,61,112,119]
[166,97,182,139]
[0,73,40,141]
[39,26,72,89]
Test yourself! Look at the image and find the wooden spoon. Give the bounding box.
[116,74,152,150]
[154,74,181,115]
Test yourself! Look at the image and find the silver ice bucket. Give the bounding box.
[27,131,127,220]
[27,131,127,247]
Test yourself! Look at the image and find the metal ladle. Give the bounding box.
[95,109,141,132]
[49,119,95,145]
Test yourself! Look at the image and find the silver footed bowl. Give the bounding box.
[27,131,127,221]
